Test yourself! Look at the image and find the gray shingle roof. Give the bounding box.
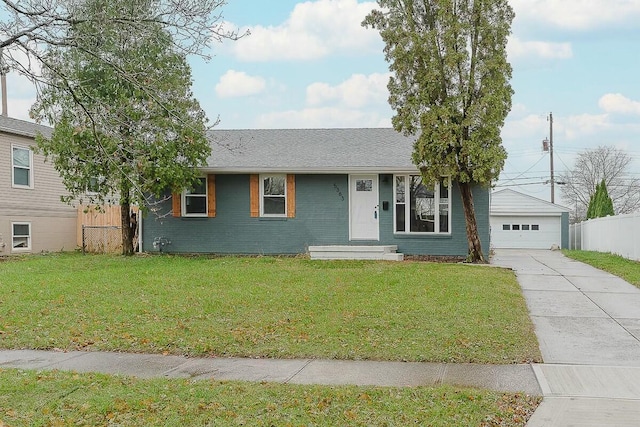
[0,116,52,138]
[0,120,419,173]
[206,128,419,173]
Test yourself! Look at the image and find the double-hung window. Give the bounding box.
[182,177,208,216]
[12,223,31,251]
[394,175,451,234]
[261,174,286,216]
[12,145,33,188]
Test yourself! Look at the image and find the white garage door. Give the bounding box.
[491,216,561,249]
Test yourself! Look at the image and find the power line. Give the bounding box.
[500,154,548,186]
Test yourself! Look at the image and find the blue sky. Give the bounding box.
[6,0,640,206]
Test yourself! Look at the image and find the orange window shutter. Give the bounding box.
[207,174,216,217]
[287,174,296,218]
[172,192,181,217]
[249,174,260,217]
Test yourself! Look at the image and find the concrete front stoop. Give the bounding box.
[308,245,404,261]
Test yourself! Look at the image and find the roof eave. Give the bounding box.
[200,167,421,174]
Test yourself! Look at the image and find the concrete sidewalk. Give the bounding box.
[492,249,640,427]
[0,348,541,394]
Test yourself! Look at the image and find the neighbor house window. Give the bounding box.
[182,177,207,216]
[394,175,450,233]
[86,176,103,195]
[12,223,31,251]
[261,174,287,216]
[12,145,33,188]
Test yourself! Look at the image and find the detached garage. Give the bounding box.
[490,189,570,249]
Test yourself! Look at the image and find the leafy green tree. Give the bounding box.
[599,180,615,217]
[31,0,211,254]
[1,0,240,84]
[363,0,513,263]
[586,182,599,219]
[587,179,615,219]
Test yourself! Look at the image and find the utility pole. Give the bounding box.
[0,48,7,117]
[542,112,555,203]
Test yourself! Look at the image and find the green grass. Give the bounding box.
[563,250,640,288]
[0,368,540,427]
[0,253,541,364]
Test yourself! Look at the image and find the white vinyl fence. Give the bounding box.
[569,212,640,261]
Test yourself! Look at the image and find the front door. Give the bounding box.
[350,175,379,240]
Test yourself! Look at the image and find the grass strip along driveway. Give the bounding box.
[563,250,640,288]
[0,254,541,426]
[0,253,540,364]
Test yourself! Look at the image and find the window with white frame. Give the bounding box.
[12,145,33,188]
[394,175,451,233]
[12,223,31,251]
[182,177,207,216]
[261,174,286,216]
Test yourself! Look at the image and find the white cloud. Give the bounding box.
[306,72,390,108]
[231,0,379,61]
[507,37,572,61]
[255,107,390,129]
[215,70,266,98]
[598,93,640,116]
[562,113,611,141]
[504,111,612,144]
[511,0,640,31]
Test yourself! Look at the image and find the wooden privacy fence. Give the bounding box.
[569,212,640,261]
[77,205,139,254]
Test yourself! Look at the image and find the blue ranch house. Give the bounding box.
[141,128,489,259]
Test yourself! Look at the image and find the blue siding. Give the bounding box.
[142,174,490,257]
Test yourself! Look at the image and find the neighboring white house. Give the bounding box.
[490,188,570,249]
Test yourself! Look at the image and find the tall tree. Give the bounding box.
[586,179,614,219]
[31,0,212,254]
[1,0,239,84]
[599,180,615,218]
[363,0,513,263]
[560,146,640,221]
[585,182,599,219]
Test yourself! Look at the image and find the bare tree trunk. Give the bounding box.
[458,181,486,263]
[120,179,134,256]
[120,201,134,256]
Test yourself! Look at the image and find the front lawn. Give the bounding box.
[0,253,541,364]
[563,250,640,288]
[0,368,540,427]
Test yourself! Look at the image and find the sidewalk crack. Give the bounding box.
[284,359,313,384]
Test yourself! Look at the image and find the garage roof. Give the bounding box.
[491,188,570,216]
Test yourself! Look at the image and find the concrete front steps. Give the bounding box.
[308,245,404,261]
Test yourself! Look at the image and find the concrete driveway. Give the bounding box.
[492,249,640,366]
[492,249,640,426]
